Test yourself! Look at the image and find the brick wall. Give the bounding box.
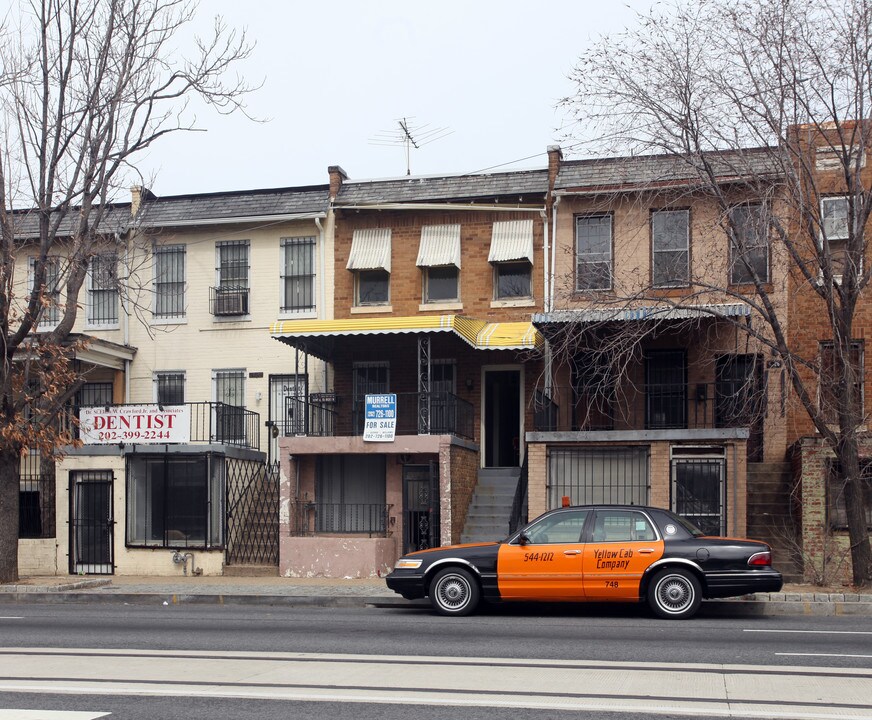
[449,444,478,543]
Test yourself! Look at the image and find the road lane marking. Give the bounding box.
[0,618,23,621]
[747,629,872,636]
[776,653,872,659]
[0,712,109,719]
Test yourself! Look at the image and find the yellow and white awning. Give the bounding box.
[270,314,543,358]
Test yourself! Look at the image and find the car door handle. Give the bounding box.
[638,548,656,554]
[563,549,581,556]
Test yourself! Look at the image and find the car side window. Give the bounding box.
[522,510,589,544]
[591,510,657,543]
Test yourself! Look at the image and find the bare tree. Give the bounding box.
[0,0,253,583]
[559,0,872,585]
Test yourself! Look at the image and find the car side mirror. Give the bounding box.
[518,531,530,546]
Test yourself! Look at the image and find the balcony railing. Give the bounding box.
[284,391,474,440]
[533,382,762,433]
[68,401,260,450]
[289,501,393,537]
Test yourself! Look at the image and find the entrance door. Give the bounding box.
[69,471,114,575]
[484,369,521,467]
[645,350,687,429]
[672,456,726,536]
[353,362,389,435]
[403,463,440,552]
[268,374,307,462]
[716,354,764,462]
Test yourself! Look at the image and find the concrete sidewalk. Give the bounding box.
[2,574,872,616]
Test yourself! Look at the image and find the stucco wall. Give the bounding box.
[281,536,397,578]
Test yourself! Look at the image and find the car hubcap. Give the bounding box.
[657,576,692,613]
[437,576,468,610]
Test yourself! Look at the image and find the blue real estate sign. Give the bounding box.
[363,393,397,442]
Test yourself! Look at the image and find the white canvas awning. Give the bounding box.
[488,219,534,264]
[347,228,392,272]
[416,224,461,268]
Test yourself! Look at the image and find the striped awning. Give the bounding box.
[347,228,392,272]
[270,314,543,355]
[489,219,534,264]
[533,303,752,325]
[416,224,461,268]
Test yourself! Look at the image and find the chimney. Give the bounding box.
[546,145,563,196]
[328,165,348,201]
[130,185,156,217]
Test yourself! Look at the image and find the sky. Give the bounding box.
[135,0,659,197]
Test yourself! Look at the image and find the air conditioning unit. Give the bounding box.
[214,289,249,316]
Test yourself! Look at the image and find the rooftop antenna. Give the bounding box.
[370,117,453,175]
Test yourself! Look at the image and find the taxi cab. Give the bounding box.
[385,505,783,619]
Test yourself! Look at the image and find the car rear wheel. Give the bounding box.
[429,567,480,616]
[648,568,702,619]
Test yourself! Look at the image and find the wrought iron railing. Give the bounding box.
[285,391,474,439]
[289,501,393,537]
[533,382,762,432]
[508,455,529,536]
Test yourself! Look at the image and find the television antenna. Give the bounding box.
[370,117,453,175]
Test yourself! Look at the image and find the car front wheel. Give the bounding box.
[647,568,702,619]
[429,567,480,616]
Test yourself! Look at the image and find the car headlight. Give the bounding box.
[394,558,423,570]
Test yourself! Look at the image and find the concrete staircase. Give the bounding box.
[461,468,520,544]
[746,462,803,583]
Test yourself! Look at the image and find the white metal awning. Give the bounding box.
[533,303,752,325]
[416,224,461,268]
[488,219,534,263]
[347,228,392,272]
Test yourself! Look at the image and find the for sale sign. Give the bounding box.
[363,393,397,442]
[79,405,191,444]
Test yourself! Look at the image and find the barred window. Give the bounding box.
[28,256,61,326]
[88,254,119,325]
[214,369,245,442]
[827,460,872,530]
[155,372,185,405]
[217,240,249,288]
[153,245,186,319]
[281,237,316,312]
[819,341,864,423]
[547,447,648,508]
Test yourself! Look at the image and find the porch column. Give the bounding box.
[418,335,431,434]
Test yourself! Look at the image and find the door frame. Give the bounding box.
[68,470,114,575]
[480,364,525,468]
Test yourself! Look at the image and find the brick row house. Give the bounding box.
[14,123,872,583]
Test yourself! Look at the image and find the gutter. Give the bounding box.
[334,203,543,213]
[139,212,327,228]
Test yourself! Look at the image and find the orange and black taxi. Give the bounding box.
[385,505,783,619]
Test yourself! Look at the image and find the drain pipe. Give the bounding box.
[550,196,560,312]
[172,550,202,576]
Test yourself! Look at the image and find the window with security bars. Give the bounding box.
[729,204,769,284]
[88,254,119,325]
[126,454,223,548]
[819,341,864,423]
[281,237,316,312]
[77,383,113,407]
[315,455,387,533]
[155,372,185,405]
[153,245,185,319]
[28,256,62,326]
[547,447,648,508]
[214,370,245,442]
[217,241,249,288]
[827,460,872,530]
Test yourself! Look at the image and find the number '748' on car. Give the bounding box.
[385,505,783,619]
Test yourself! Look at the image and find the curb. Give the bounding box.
[0,591,871,616]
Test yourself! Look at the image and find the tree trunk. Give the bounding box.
[838,436,872,586]
[0,448,21,583]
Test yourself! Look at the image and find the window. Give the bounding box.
[729,204,769,284]
[575,215,612,291]
[88,254,118,326]
[281,237,316,312]
[651,209,689,287]
[819,341,864,424]
[213,370,245,442]
[548,447,649,507]
[28,256,61,327]
[356,270,390,305]
[592,509,657,542]
[424,266,459,303]
[353,362,389,434]
[315,455,387,533]
[646,349,687,429]
[520,509,589,544]
[77,383,113,407]
[494,262,532,299]
[820,196,854,278]
[153,245,185,319]
[126,454,223,548]
[827,460,872,530]
[155,372,185,405]
[212,240,249,316]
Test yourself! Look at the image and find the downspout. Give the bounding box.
[315,216,328,393]
[120,230,131,402]
[732,443,738,535]
[541,209,549,313]
[550,196,560,313]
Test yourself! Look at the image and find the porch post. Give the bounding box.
[418,335,431,434]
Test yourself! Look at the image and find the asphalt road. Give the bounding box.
[0,602,870,719]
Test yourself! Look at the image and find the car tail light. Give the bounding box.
[748,551,772,566]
